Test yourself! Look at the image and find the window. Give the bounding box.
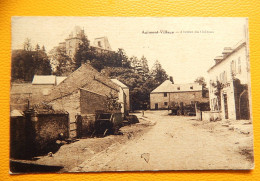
[98,41,102,47]
[231,60,236,76]
[238,57,241,74]
[164,92,167,97]
[177,87,180,90]
[219,71,226,83]
[223,71,227,83]
[190,86,193,90]
[164,102,168,106]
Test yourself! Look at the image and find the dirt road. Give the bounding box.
[72,110,254,172]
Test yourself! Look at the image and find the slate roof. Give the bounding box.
[44,63,119,102]
[111,79,128,89]
[56,76,67,85]
[32,75,67,85]
[10,110,24,117]
[32,75,56,85]
[208,41,246,72]
[151,80,202,93]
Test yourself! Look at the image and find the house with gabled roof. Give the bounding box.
[10,75,67,111]
[31,75,67,98]
[111,79,130,112]
[39,63,128,137]
[150,80,208,110]
[208,41,251,120]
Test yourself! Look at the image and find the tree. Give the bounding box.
[35,44,40,51]
[23,38,32,51]
[117,48,130,68]
[11,40,52,82]
[150,60,168,84]
[140,55,149,78]
[90,59,104,72]
[41,45,46,52]
[195,76,208,98]
[49,46,74,76]
[129,56,138,68]
[211,80,224,110]
[194,76,207,88]
[32,45,52,76]
[105,92,122,112]
[74,33,127,70]
[169,76,174,84]
[74,31,91,68]
[103,59,168,110]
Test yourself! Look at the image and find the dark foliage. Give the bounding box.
[11,42,52,82]
[74,33,130,71]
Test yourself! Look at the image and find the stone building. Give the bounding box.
[150,80,208,110]
[10,75,67,111]
[111,79,130,112]
[10,108,69,159]
[92,36,112,53]
[41,63,128,137]
[58,26,113,58]
[208,41,251,120]
[32,75,67,96]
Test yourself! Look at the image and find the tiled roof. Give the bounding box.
[151,80,202,93]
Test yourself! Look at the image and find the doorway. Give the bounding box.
[223,94,228,119]
[155,103,158,110]
[239,90,250,120]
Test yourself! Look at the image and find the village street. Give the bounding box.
[71,110,254,172]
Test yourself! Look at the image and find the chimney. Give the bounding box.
[169,76,174,84]
[214,56,223,64]
[222,47,233,58]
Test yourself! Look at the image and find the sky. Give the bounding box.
[12,17,247,84]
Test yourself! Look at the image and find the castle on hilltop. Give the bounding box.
[58,26,113,58]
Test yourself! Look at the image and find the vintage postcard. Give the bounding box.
[10,17,254,173]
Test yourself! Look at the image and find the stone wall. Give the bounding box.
[50,91,80,123]
[10,83,54,111]
[150,91,208,109]
[80,89,107,115]
[10,110,69,159]
[201,111,222,122]
[35,113,69,152]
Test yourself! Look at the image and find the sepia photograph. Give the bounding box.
[10,17,254,173]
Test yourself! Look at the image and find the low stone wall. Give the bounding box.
[201,111,222,122]
[35,113,69,153]
[10,110,69,159]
